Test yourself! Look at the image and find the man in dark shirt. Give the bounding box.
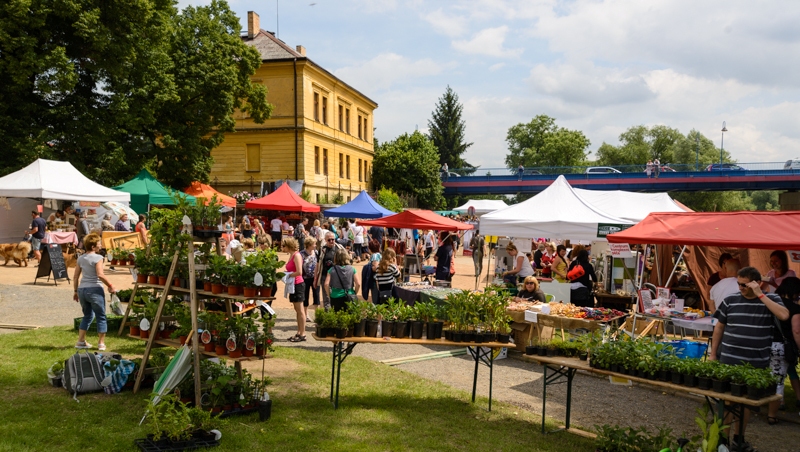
[368,226,385,249]
[707,252,733,287]
[27,211,47,263]
[710,266,789,448]
[314,231,342,310]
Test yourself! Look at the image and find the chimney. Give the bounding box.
[247,11,260,38]
[296,45,306,56]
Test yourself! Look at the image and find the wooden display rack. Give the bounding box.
[117,234,274,406]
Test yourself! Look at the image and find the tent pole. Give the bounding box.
[654,245,662,286]
[664,245,686,288]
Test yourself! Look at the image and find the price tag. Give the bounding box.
[226,334,237,352]
[256,300,275,315]
[245,335,256,351]
[201,330,212,344]
[140,318,150,331]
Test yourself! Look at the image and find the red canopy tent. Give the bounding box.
[358,210,473,232]
[183,181,236,208]
[244,184,320,212]
[607,211,800,250]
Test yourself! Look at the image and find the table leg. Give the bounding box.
[541,364,548,434]
[471,346,479,403]
[488,350,494,412]
[329,342,337,403]
[565,368,574,430]
[334,341,343,409]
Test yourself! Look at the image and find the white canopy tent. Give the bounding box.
[0,159,130,202]
[478,176,634,242]
[572,189,689,222]
[454,199,509,216]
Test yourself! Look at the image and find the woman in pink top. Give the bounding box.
[764,250,797,293]
[282,237,306,342]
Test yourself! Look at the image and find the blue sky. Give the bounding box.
[183,0,800,169]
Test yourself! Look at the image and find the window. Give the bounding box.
[347,196,351,202]
[338,105,343,131]
[358,159,362,181]
[365,162,369,182]
[322,97,328,125]
[363,116,369,141]
[345,108,350,134]
[346,155,351,179]
[314,146,320,174]
[358,115,362,139]
[323,148,328,176]
[316,194,320,203]
[313,92,319,122]
[339,153,343,178]
[245,143,260,172]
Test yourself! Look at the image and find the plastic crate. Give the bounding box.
[661,340,708,359]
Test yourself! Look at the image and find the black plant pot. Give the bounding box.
[526,346,537,355]
[426,322,436,339]
[746,385,765,400]
[610,364,620,373]
[317,327,327,338]
[625,367,635,376]
[433,322,443,339]
[730,383,746,397]
[658,371,670,382]
[537,347,547,356]
[463,331,475,343]
[335,328,347,339]
[381,320,394,337]
[697,377,712,390]
[671,372,683,385]
[410,321,424,339]
[637,369,647,378]
[345,327,353,337]
[579,352,588,361]
[683,374,698,387]
[365,319,379,337]
[258,399,272,421]
[473,331,484,343]
[452,332,463,342]
[546,348,556,357]
[712,379,729,393]
[444,329,452,341]
[394,321,408,338]
[497,333,510,344]
[353,319,366,337]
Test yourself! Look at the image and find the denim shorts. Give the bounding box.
[30,237,42,251]
[78,286,107,333]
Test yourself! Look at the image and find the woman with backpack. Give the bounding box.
[72,233,116,351]
[324,248,361,312]
[300,237,320,322]
[567,249,596,307]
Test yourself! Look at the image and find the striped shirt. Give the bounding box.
[713,293,784,368]
[374,264,401,290]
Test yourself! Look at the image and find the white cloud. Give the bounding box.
[529,63,655,107]
[334,53,455,93]
[489,62,505,71]
[423,8,469,37]
[452,26,523,58]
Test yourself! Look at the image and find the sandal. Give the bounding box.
[767,416,779,425]
[288,335,306,343]
[98,344,106,351]
[75,341,92,349]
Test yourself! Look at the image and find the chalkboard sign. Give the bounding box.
[34,243,70,285]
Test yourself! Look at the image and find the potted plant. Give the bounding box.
[729,364,748,397]
[346,300,368,337]
[48,361,64,387]
[744,366,776,400]
[376,303,393,338]
[364,302,379,337]
[408,304,425,339]
[695,361,716,390]
[240,264,259,298]
[171,305,193,345]
[393,303,411,339]
[711,362,732,393]
[205,254,228,294]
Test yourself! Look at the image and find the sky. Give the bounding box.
[181,0,800,170]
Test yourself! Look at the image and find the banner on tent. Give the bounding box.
[596,223,633,238]
[609,243,633,258]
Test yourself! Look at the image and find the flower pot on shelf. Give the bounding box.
[215,345,227,356]
[243,349,254,357]
[410,321,424,339]
[160,329,172,340]
[148,275,158,285]
[658,371,670,382]
[746,385,765,400]
[118,259,127,266]
[211,283,223,294]
[730,383,746,397]
[496,333,510,344]
[157,276,167,286]
[259,287,273,297]
[682,374,698,387]
[173,278,181,287]
[526,346,536,355]
[130,326,141,336]
[136,274,148,283]
[711,379,729,393]
[353,319,366,337]
[243,287,258,297]
[110,259,119,265]
[204,342,215,352]
[697,377,712,390]
[203,281,212,292]
[256,346,265,356]
[334,328,347,339]
[380,320,394,338]
[365,320,379,337]
[671,372,683,385]
[140,329,150,339]
[227,285,241,296]
[179,336,187,345]
[228,348,242,359]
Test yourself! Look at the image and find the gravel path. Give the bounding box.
[2,252,799,451]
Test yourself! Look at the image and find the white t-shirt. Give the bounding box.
[352,225,364,244]
[710,277,740,310]
[270,219,282,232]
[424,231,434,248]
[516,255,535,278]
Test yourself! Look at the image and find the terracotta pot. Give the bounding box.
[204,342,215,352]
[259,287,273,297]
[140,329,150,339]
[120,259,129,266]
[136,274,148,283]
[158,276,167,286]
[211,283,223,294]
[215,345,227,355]
[203,281,212,291]
[160,329,172,339]
[227,285,241,296]
[128,254,135,261]
[179,335,187,345]
[148,275,158,284]
[228,348,242,359]
[110,259,119,265]
[256,346,265,357]
[243,287,258,297]
[173,277,181,287]
[130,326,141,336]
[243,348,254,357]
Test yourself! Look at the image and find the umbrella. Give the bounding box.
[101,201,138,219]
[139,331,194,425]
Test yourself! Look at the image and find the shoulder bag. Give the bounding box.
[333,266,358,303]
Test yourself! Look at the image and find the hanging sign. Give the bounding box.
[253,272,264,287]
[597,223,632,238]
[140,318,151,331]
[467,206,475,217]
[245,335,256,351]
[201,330,212,344]
[226,334,237,352]
[609,243,633,258]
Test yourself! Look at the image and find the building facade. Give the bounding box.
[210,11,378,204]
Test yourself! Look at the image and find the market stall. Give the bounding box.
[324,190,394,218]
[244,183,320,212]
[183,181,236,208]
[113,169,195,215]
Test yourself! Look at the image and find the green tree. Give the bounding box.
[372,131,444,209]
[672,129,733,170]
[428,86,474,172]
[595,125,683,166]
[750,191,780,211]
[504,115,590,169]
[0,0,272,188]
[376,188,405,213]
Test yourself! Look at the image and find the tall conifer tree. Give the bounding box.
[428,86,474,173]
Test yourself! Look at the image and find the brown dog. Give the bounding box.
[0,241,32,267]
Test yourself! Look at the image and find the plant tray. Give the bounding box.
[134,432,219,452]
[73,315,123,332]
[217,406,258,419]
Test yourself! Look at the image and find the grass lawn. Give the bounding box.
[0,327,596,451]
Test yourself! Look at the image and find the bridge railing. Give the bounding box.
[447,162,787,177]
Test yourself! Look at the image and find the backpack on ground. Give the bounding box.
[64,351,107,400]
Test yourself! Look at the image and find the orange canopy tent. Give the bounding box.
[358,209,473,232]
[244,183,320,212]
[184,182,236,207]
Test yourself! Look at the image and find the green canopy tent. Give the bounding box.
[113,169,195,214]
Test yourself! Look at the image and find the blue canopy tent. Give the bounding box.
[324,190,395,218]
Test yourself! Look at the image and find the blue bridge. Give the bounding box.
[443,163,800,195]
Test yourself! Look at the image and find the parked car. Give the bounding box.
[660,165,676,172]
[784,159,800,170]
[585,166,622,174]
[440,171,460,179]
[705,163,744,171]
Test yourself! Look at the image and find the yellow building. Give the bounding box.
[210,11,378,204]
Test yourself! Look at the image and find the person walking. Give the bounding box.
[470,230,485,277]
[300,237,320,322]
[135,214,148,245]
[315,231,342,310]
[27,211,47,264]
[72,233,116,350]
[76,211,91,250]
[518,163,524,180]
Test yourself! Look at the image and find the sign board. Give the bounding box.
[34,243,70,285]
[790,251,800,263]
[609,243,633,258]
[638,289,653,312]
[467,206,475,217]
[596,223,633,238]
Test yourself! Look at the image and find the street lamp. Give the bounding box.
[695,134,699,171]
[719,121,727,166]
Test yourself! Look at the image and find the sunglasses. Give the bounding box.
[738,283,749,288]
[326,239,335,242]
